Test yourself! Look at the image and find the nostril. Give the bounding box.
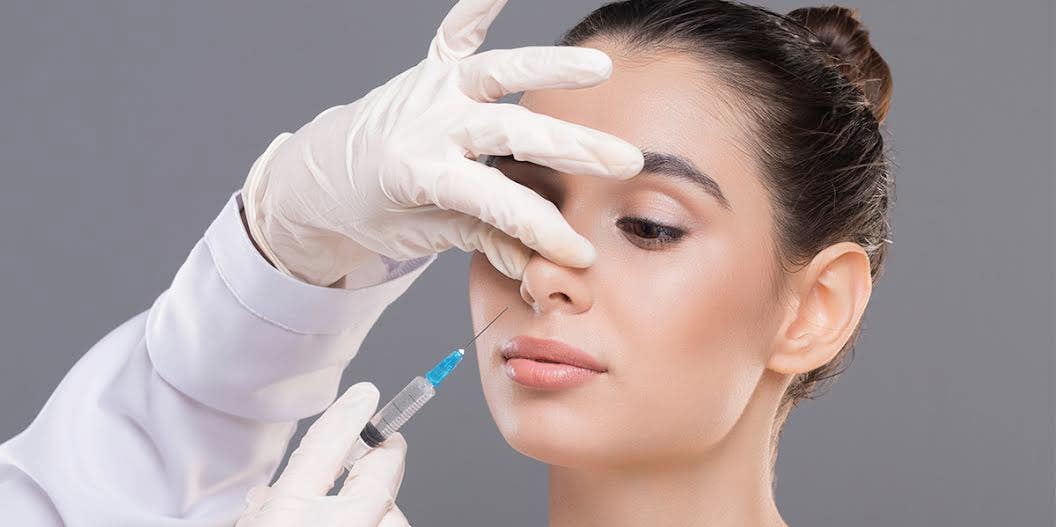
[520,281,535,307]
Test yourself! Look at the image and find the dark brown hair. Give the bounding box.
[556,0,894,461]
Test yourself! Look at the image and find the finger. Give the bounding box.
[461,103,645,179]
[458,46,613,102]
[470,223,535,281]
[241,495,349,526]
[339,432,408,500]
[332,491,397,527]
[271,382,380,497]
[240,485,272,516]
[422,209,534,280]
[378,504,413,527]
[428,0,508,63]
[428,159,597,268]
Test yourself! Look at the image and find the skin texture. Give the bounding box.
[467,39,872,527]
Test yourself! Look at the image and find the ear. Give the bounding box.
[767,242,873,375]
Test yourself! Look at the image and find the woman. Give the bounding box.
[246,0,894,525]
[469,2,892,525]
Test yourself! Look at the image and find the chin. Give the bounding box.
[478,375,626,468]
[491,400,615,468]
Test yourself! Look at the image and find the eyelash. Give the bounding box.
[616,216,686,248]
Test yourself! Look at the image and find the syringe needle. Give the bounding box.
[462,305,509,351]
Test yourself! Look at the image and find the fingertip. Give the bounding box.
[353,381,380,395]
[508,262,527,282]
[571,229,597,264]
[562,237,596,268]
[343,382,380,407]
[378,506,413,527]
[385,432,408,451]
[578,241,597,267]
[580,47,613,78]
[538,233,595,269]
[482,230,532,282]
[610,141,645,179]
[623,151,645,179]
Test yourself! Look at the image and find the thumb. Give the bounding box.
[378,504,413,527]
[428,0,508,62]
[445,212,534,280]
[334,432,409,524]
[271,382,380,497]
[474,224,535,281]
[410,207,533,280]
[339,432,408,499]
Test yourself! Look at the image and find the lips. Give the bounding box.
[500,335,607,390]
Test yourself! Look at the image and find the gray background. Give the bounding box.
[1,0,1052,525]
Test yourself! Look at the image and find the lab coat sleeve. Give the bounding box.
[0,190,438,526]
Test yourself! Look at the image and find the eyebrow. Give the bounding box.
[485,150,731,211]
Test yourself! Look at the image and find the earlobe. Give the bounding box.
[767,242,873,375]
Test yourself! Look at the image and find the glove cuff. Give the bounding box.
[242,132,297,278]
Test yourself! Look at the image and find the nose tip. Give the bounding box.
[519,250,591,315]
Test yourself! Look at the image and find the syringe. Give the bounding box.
[342,305,509,471]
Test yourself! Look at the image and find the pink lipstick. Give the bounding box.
[500,335,607,390]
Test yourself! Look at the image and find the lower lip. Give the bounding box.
[504,358,603,390]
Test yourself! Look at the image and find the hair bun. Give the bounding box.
[787,5,892,123]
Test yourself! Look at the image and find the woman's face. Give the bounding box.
[468,42,785,469]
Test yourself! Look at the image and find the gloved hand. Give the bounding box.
[242,0,644,287]
[236,382,413,527]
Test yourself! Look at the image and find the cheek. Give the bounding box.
[612,235,777,456]
[467,252,521,431]
[467,252,508,363]
[466,252,490,315]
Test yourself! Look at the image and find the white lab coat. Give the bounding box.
[0,191,438,526]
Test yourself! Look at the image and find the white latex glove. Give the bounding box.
[242,0,644,287]
[236,382,413,527]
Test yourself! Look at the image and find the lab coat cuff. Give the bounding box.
[202,190,437,335]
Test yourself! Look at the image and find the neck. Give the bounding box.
[548,374,789,527]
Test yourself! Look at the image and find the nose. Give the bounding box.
[519,250,593,315]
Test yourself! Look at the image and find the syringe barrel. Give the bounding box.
[340,345,474,474]
[343,376,435,471]
[369,376,436,439]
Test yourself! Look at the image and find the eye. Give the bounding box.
[616,216,686,249]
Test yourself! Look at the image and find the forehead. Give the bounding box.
[517,40,762,212]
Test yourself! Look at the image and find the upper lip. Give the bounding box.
[500,335,608,372]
